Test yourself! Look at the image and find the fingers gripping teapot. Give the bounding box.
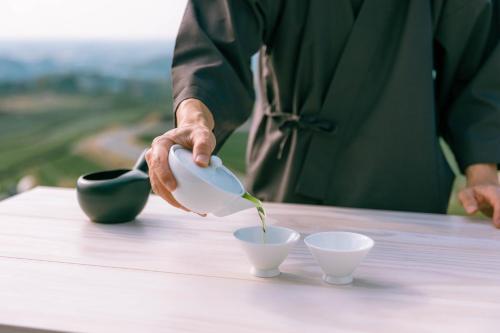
[168,144,255,216]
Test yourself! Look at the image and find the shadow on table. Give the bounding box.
[81,218,149,236]
[272,269,421,296]
[0,323,65,333]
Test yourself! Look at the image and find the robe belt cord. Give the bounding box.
[263,110,336,159]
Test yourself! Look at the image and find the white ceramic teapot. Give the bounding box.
[168,144,255,216]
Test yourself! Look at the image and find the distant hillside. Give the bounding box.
[0,73,171,100]
[130,56,172,80]
[0,57,61,81]
[0,40,174,82]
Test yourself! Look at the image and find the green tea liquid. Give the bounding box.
[243,192,267,233]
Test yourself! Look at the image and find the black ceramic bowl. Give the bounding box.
[77,169,151,224]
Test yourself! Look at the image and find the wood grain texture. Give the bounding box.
[0,186,499,333]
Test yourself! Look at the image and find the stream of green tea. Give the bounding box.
[243,192,267,234]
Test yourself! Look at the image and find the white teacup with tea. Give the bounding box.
[234,226,300,277]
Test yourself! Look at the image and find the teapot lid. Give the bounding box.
[172,145,243,195]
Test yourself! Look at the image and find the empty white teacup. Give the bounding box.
[234,226,300,277]
[305,232,374,285]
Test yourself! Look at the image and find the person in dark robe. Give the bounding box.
[146,0,500,227]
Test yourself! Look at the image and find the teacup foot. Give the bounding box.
[323,274,353,285]
[251,267,280,278]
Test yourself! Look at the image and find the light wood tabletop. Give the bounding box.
[0,186,499,333]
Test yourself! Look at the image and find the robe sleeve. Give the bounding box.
[171,0,280,149]
[437,0,500,172]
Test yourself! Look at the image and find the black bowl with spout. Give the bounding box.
[76,149,151,224]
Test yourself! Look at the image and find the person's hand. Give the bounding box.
[458,163,500,228]
[145,98,216,212]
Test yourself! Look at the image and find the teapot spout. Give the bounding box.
[212,194,256,217]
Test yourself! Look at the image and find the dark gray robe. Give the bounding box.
[172,0,500,214]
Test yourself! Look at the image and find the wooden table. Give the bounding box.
[0,186,499,333]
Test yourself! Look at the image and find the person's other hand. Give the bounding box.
[145,98,216,212]
[458,163,500,228]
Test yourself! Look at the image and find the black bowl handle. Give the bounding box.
[133,149,149,174]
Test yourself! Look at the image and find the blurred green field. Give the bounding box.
[217,132,248,174]
[0,88,169,197]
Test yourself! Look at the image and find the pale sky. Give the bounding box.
[1,0,188,40]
